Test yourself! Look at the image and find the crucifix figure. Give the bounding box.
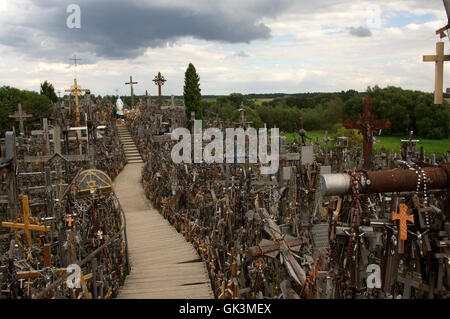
[233,103,253,128]
[153,72,166,109]
[344,97,391,170]
[9,104,32,136]
[423,42,450,104]
[125,75,138,108]
[65,78,87,125]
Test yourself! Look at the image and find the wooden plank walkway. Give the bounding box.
[114,125,213,299]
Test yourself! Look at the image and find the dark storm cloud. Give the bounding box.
[349,26,372,37]
[0,0,293,61]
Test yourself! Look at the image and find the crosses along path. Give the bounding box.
[114,123,213,298]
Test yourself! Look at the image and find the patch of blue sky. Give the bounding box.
[385,11,436,28]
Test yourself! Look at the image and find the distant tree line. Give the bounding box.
[1,83,449,140]
[203,86,450,139]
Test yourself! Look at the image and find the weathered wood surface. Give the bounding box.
[117,124,143,163]
[114,126,213,299]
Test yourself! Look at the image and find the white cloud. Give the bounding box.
[0,0,449,95]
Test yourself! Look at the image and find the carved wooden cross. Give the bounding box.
[125,75,138,108]
[153,72,166,109]
[9,103,32,136]
[65,78,87,124]
[1,195,51,246]
[31,118,53,155]
[233,103,253,128]
[344,97,391,170]
[392,203,414,241]
[397,273,421,299]
[423,42,450,104]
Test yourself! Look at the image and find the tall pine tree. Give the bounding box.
[183,63,202,130]
[40,80,58,103]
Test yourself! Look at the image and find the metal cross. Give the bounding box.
[8,103,32,136]
[125,75,138,108]
[344,98,391,170]
[153,72,166,109]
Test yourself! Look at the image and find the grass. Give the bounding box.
[284,131,449,157]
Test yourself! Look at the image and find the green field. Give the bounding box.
[284,131,449,157]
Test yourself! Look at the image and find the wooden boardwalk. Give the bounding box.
[114,124,213,299]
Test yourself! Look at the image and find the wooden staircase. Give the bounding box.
[117,124,143,164]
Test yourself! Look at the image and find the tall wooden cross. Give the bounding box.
[65,78,87,125]
[233,103,253,128]
[125,75,138,108]
[423,42,450,104]
[31,118,52,155]
[343,97,391,170]
[1,195,51,246]
[153,72,166,109]
[9,104,32,136]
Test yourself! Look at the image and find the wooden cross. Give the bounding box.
[392,203,414,241]
[233,103,253,128]
[1,195,51,246]
[31,118,52,155]
[125,75,138,108]
[344,97,391,170]
[247,237,305,257]
[9,103,32,136]
[423,42,450,105]
[397,273,421,299]
[66,215,74,227]
[153,72,166,109]
[65,78,87,124]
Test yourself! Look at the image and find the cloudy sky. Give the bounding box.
[0,0,449,96]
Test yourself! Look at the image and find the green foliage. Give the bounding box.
[183,63,203,129]
[40,80,58,103]
[0,86,52,136]
[333,126,363,149]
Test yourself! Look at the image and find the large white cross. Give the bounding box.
[423,42,450,104]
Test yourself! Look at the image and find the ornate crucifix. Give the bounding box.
[65,78,87,125]
[344,97,391,170]
[233,103,253,128]
[423,42,450,104]
[153,72,166,109]
[9,103,32,136]
[125,75,138,108]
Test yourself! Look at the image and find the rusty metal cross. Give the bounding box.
[344,97,391,170]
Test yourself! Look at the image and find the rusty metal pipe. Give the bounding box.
[321,167,449,196]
